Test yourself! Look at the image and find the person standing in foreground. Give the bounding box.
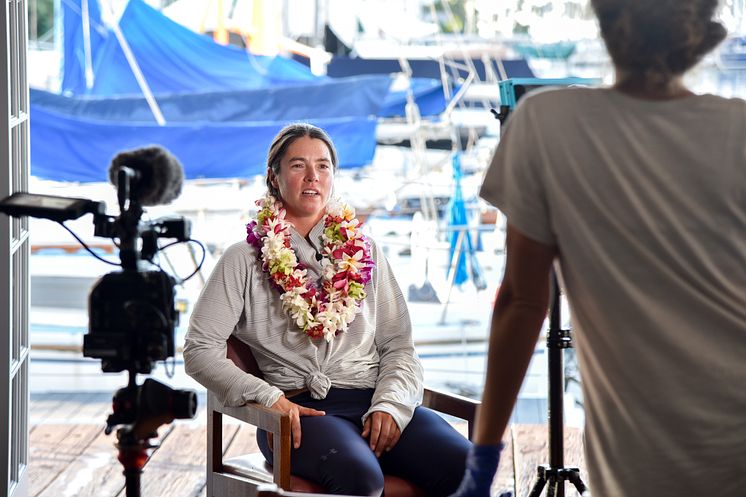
[450,1,746,496]
[184,123,470,496]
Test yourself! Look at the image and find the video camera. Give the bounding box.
[0,145,202,496]
[0,145,195,375]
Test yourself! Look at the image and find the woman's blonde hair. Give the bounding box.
[591,0,726,88]
[265,123,338,199]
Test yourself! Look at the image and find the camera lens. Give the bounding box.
[172,389,198,419]
[140,378,197,420]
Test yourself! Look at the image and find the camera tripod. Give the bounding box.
[527,271,587,497]
[106,369,197,497]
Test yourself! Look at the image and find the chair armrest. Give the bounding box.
[422,386,480,440]
[209,392,290,435]
[208,391,292,487]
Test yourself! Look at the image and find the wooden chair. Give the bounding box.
[207,335,479,497]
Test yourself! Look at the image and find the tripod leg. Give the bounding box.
[547,479,559,497]
[124,469,141,497]
[567,471,587,495]
[528,473,547,497]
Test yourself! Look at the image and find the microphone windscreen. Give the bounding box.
[108,146,184,206]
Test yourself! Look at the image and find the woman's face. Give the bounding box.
[271,135,334,222]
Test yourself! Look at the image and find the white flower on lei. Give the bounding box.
[324,198,346,218]
[322,260,336,280]
[338,219,360,240]
[338,249,366,273]
[281,288,313,327]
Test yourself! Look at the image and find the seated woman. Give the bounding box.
[184,123,470,496]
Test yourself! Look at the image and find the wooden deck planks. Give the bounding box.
[117,420,243,497]
[34,426,126,497]
[30,392,113,428]
[132,422,210,497]
[28,423,103,496]
[29,394,586,497]
[512,424,586,497]
[223,422,260,460]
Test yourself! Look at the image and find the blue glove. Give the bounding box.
[448,443,504,497]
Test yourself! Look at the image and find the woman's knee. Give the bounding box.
[320,450,384,496]
[383,407,471,496]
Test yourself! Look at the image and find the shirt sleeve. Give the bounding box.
[479,96,555,245]
[364,239,424,431]
[183,242,284,408]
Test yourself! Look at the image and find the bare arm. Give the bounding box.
[474,224,557,444]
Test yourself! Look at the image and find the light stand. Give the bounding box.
[492,78,599,496]
[527,272,586,497]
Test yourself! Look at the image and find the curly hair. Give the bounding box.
[265,123,338,199]
[591,0,727,88]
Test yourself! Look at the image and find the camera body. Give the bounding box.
[84,269,178,374]
[0,189,192,375]
[82,213,191,374]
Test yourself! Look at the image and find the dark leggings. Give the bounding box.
[256,388,470,496]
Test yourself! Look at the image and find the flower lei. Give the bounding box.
[245,194,375,342]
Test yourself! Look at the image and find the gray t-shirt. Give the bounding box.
[184,219,424,430]
[481,87,746,497]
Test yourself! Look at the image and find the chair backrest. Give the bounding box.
[227,334,263,379]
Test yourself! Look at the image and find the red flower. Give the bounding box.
[302,287,317,300]
[307,325,324,339]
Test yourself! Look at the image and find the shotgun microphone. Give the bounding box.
[108,145,184,206]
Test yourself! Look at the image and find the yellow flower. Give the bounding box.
[338,249,364,273]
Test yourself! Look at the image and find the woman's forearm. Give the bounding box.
[474,297,547,444]
[473,225,555,444]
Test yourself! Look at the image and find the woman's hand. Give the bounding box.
[269,395,325,449]
[361,411,401,457]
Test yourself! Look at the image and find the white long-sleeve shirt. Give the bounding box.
[184,219,424,430]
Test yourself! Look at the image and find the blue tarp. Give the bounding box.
[59,0,447,116]
[36,0,529,183]
[59,0,452,115]
[379,78,449,118]
[61,0,319,96]
[33,0,388,182]
[61,0,108,93]
[31,105,378,182]
[446,152,485,289]
[31,73,389,181]
[32,75,391,123]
